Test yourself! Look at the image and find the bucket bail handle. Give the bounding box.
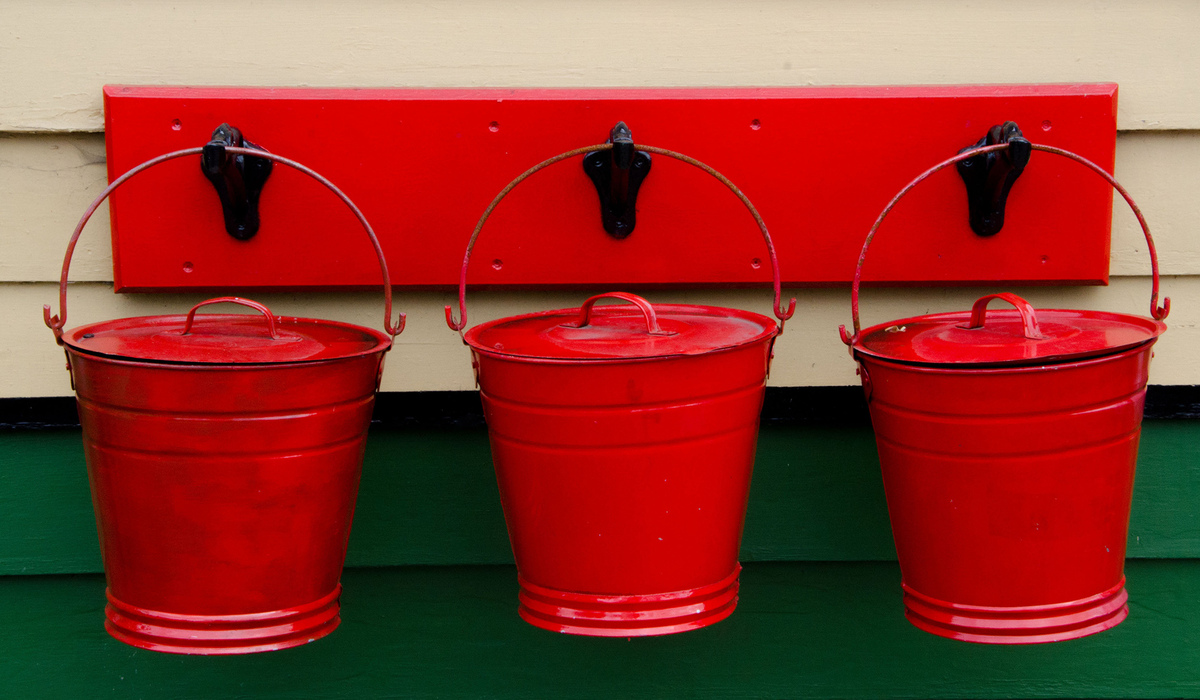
[44,145,405,346]
[560,292,678,336]
[444,141,796,336]
[181,297,281,339]
[958,292,1045,340]
[838,141,1171,350]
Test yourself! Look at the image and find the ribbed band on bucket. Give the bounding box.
[516,566,741,637]
[104,585,342,655]
[902,579,1129,644]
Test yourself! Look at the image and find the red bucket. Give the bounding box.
[445,143,796,636]
[838,143,1170,644]
[44,147,405,654]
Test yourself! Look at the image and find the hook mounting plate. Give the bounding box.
[957,121,1032,237]
[103,84,1116,291]
[201,123,273,240]
[582,121,652,239]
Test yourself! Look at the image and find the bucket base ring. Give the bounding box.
[104,585,342,655]
[517,566,740,637]
[902,578,1129,644]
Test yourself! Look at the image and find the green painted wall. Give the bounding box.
[3,560,1198,698]
[3,420,1198,575]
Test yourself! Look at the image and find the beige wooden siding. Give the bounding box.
[6,132,1198,284]
[4,1,1200,132]
[2,0,1196,397]
[6,280,1196,398]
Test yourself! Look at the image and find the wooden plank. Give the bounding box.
[2,417,1198,575]
[3,1,1200,132]
[1110,131,1200,275]
[7,277,1200,399]
[102,85,1118,291]
[1,560,1199,698]
[8,130,1200,284]
[0,134,111,282]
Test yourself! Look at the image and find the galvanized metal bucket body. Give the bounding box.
[45,147,404,654]
[839,142,1171,644]
[446,143,795,636]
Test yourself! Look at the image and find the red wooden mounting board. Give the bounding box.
[103,85,1117,292]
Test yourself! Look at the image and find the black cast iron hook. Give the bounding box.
[201,123,273,240]
[957,121,1031,237]
[583,121,652,239]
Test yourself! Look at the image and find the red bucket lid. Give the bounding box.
[464,292,778,361]
[854,292,1166,367]
[62,298,391,365]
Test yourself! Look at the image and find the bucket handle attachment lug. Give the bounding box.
[181,297,281,339]
[958,292,1046,340]
[45,146,405,346]
[839,140,1170,353]
[560,292,678,336]
[445,141,796,335]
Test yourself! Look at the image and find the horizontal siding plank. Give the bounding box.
[0,134,111,282]
[1,419,1196,575]
[1,561,1199,698]
[1,0,1199,132]
[3,277,1199,398]
[4,130,1198,284]
[1110,132,1200,275]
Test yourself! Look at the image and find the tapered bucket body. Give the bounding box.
[43,144,404,654]
[850,295,1166,644]
[466,297,777,636]
[62,310,390,654]
[838,138,1172,644]
[861,343,1155,643]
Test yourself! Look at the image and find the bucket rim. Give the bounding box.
[854,335,1159,372]
[463,302,779,363]
[852,307,1166,368]
[62,313,393,366]
[468,336,774,365]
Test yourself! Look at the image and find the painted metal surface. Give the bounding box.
[840,142,1170,644]
[480,343,770,635]
[73,352,382,653]
[46,147,400,654]
[455,144,789,636]
[859,345,1154,642]
[104,84,1117,291]
[65,296,391,364]
[855,295,1165,366]
[466,296,777,361]
[10,418,1200,576]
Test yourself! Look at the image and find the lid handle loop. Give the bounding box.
[444,142,796,336]
[45,146,405,346]
[560,292,678,336]
[181,297,280,339]
[839,141,1170,352]
[959,292,1045,340]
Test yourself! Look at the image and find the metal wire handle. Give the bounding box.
[561,292,677,336]
[961,292,1045,340]
[181,297,280,339]
[443,142,797,334]
[44,146,405,344]
[838,142,1171,347]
